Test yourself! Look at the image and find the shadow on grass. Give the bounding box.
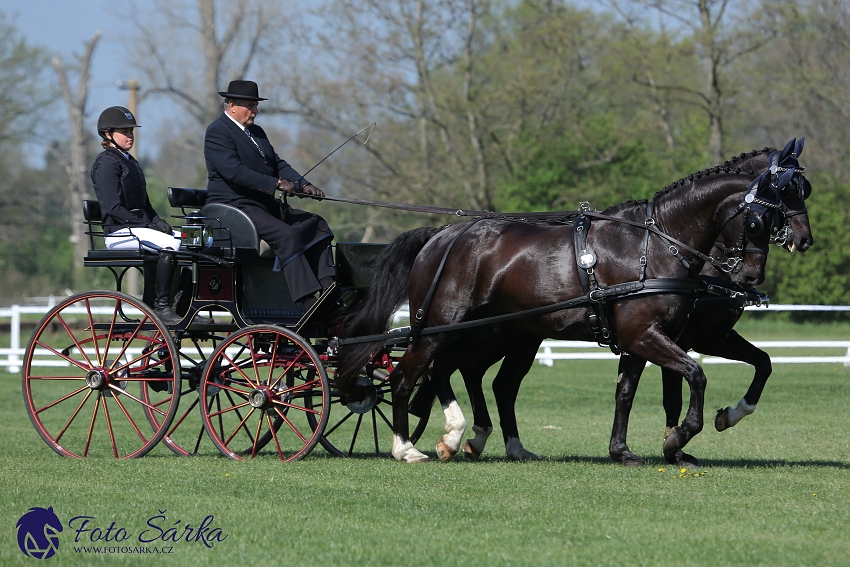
[331,453,850,469]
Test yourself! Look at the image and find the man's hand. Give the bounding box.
[152,218,172,234]
[277,179,295,196]
[300,184,325,199]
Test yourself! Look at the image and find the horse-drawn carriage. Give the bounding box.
[21,139,813,465]
[21,186,413,460]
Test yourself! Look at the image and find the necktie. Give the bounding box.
[244,128,264,158]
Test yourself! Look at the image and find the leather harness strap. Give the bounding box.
[335,277,705,348]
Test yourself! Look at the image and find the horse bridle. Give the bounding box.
[714,156,808,273]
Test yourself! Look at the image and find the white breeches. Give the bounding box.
[105,228,181,252]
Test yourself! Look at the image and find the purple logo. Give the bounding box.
[16,507,63,559]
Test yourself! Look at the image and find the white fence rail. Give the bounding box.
[4,303,850,373]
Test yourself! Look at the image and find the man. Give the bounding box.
[204,80,334,308]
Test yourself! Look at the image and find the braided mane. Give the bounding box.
[655,147,775,198]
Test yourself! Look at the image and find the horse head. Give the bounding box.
[724,139,813,253]
[711,168,796,287]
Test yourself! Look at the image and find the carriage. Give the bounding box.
[21,140,812,464]
[21,186,423,461]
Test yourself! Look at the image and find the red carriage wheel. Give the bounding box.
[199,325,329,461]
[22,291,180,458]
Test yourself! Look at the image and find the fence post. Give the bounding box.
[9,304,21,373]
[538,345,554,367]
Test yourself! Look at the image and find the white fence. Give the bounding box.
[4,303,850,373]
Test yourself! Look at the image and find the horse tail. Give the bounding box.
[335,226,442,388]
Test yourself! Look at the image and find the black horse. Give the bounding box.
[337,151,800,464]
[412,142,814,466]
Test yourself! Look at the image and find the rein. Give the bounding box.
[333,278,706,348]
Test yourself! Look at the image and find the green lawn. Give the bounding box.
[2,333,849,566]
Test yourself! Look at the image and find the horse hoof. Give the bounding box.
[665,450,699,468]
[462,441,481,462]
[715,407,731,431]
[436,440,457,463]
[663,426,685,455]
[620,451,645,467]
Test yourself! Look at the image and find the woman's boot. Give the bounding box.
[153,251,183,325]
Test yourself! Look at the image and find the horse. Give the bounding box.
[336,151,800,464]
[412,141,813,466]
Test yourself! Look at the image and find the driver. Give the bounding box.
[203,80,335,309]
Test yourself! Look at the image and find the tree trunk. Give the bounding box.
[53,31,101,286]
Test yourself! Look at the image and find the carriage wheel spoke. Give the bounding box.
[52,390,95,444]
[110,392,149,443]
[100,396,120,458]
[83,396,101,457]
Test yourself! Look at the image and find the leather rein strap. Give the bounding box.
[315,193,727,271]
[334,277,705,347]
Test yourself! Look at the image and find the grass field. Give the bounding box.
[1,320,849,566]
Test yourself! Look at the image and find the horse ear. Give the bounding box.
[794,137,804,157]
[779,138,796,162]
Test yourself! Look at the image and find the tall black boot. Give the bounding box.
[153,252,183,326]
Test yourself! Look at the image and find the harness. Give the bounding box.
[335,152,806,352]
[396,166,799,352]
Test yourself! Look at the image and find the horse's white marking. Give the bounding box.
[465,424,492,457]
[438,400,467,454]
[726,398,756,427]
[505,437,541,461]
[392,434,429,463]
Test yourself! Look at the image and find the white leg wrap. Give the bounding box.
[439,400,467,454]
[466,424,492,456]
[726,398,757,427]
[505,437,542,461]
[392,434,429,463]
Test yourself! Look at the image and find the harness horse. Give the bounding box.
[413,141,814,467]
[335,141,812,465]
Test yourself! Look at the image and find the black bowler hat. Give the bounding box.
[218,80,267,101]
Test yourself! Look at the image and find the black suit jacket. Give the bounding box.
[204,113,307,202]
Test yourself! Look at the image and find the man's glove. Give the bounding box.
[277,179,295,196]
[300,184,325,200]
[152,218,172,234]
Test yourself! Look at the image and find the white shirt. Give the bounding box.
[225,111,263,156]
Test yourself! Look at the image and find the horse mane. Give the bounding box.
[654,147,775,199]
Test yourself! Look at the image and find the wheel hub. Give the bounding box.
[346,376,379,414]
[249,389,270,409]
[85,369,108,390]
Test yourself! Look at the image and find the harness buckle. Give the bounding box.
[589,289,604,303]
[668,245,679,256]
[639,255,647,267]
[644,218,655,227]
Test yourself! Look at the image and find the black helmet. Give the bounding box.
[97,106,140,136]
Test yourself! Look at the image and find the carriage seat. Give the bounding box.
[167,187,274,259]
[82,200,149,267]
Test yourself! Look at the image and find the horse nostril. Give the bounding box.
[799,237,812,252]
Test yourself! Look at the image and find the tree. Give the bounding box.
[606,0,775,165]
[120,0,303,132]
[52,32,101,283]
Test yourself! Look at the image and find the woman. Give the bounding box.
[90,105,193,325]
